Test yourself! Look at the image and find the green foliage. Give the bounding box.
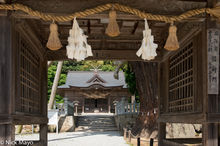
[123,64,139,102]
[48,60,116,103]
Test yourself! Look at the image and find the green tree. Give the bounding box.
[123,64,139,102]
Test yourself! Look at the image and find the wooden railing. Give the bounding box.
[123,128,156,146]
[115,99,140,115]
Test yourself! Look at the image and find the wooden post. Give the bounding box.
[137,137,140,146]
[150,138,154,146]
[0,16,14,145]
[204,2,220,144]
[158,122,166,146]
[203,123,218,146]
[40,60,48,145]
[40,124,48,146]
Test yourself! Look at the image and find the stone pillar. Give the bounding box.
[108,97,111,113]
[131,95,135,103]
[63,98,68,115]
[121,97,125,114]
[82,99,85,113]
[75,105,78,115]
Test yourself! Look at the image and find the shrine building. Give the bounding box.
[57,71,130,114]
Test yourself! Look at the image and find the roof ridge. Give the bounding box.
[68,71,124,73]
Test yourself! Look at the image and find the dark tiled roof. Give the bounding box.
[58,71,127,88]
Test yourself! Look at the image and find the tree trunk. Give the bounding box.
[48,61,63,110]
[130,61,158,138]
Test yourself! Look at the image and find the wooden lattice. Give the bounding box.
[168,42,194,113]
[16,37,41,114]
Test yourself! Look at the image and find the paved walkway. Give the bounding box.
[16,131,129,146]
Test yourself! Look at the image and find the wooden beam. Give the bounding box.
[0,0,6,3]
[158,113,205,123]
[47,49,162,61]
[13,0,207,15]
[178,0,206,2]
[12,115,48,125]
[0,115,12,124]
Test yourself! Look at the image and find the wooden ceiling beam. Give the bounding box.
[0,0,7,3]
[14,0,206,15]
[46,49,162,61]
[178,0,206,2]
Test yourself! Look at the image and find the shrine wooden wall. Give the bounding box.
[159,27,205,123]
[0,16,48,146]
[157,18,220,145]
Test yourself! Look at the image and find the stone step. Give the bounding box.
[77,121,115,124]
[75,126,118,132]
[77,118,114,121]
[78,123,115,126]
[75,115,117,132]
[75,128,118,132]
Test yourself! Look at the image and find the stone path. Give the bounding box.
[16,131,129,146]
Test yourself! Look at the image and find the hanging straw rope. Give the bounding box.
[0,3,219,23]
[0,3,219,52]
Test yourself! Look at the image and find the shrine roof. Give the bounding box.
[58,71,127,89]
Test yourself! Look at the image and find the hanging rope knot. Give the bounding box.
[164,22,179,51]
[105,7,120,37]
[46,21,62,50]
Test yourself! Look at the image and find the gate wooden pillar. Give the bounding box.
[203,0,220,145]
[0,16,15,146]
[0,15,48,146]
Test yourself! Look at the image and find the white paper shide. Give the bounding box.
[66,17,93,61]
[136,19,158,60]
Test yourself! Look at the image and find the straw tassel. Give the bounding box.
[105,9,120,37]
[164,23,179,51]
[46,22,62,50]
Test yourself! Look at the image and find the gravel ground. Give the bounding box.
[16,131,129,146]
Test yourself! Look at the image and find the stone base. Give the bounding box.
[59,116,75,132]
